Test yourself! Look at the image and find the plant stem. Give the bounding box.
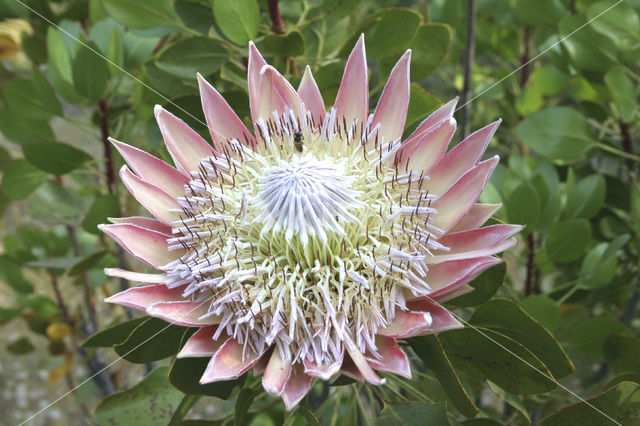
[519,26,531,87]
[267,0,285,34]
[98,98,116,195]
[525,233,537,296]
[459,0,476,139]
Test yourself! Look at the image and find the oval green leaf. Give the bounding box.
[544,219,590,263]
[516,107,595,160]
[23,142,91,175]
[0,159,48,200]
[213,0,260,46]
[94,366,184,425]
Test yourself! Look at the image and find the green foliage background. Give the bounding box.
[0,0,639,424]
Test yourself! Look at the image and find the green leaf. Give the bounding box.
[102,0,180,29]
[0,255,34,293]
[82,194,119,235]
[7,336,35,354]
[407,24,451,80]
[520,295,560,333]
[23,142,91,175]
[72,41,110,102]
[447,263,506,307]
[67,250,109,276]
[564,174,606,220]
[1,159,47,200]
[604,66,637,123]
[604,333,640,374]
[356,8,422,58]
[470,299,574,379]
[440,327,557,394]
[377,402,449,426]
[587,1,640,50]
[114,317,186,363]
[235,387,261,426]
[31,66,64,116]
[47,27,73,82]
[168,394,201,426]
[156,37,228,79]
[0,307,21,325]
[26,257,80,270]
[530,66,569,96]
[559,15,619,73]
[0,107,55,145]
[579,243,618,289]
[94,367,184,426]
[81,317,147,348]
[516,107,595,160]
[3,77,60,120]
[409,335,478,417]
[506,181,540,232]
[515,0,565,26]
[263,31,306,57]
[169,333,245,399]
[569,315,628,357]
[538,381,640,425]
[544,220,590,263]
[0,145,11,172]
[213,0,260,46]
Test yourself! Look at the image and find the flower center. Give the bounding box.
[253,156,363,245]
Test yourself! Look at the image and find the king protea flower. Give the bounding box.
[101,35,520,410]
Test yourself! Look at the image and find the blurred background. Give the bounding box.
[0,0,639,424]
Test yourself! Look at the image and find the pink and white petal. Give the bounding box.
[262,349,292,396]
[378,309,433,339]
[248,41,268,123]
[200,338,265,383]
[105,284,185,311]
[119,166,181,225]
[371,50,411,145]
[104,268,167,284]
[198,73,255,150]
[178,326,224,358]
[343,341,385,385]
[298,65,326,123]
[109,138,188,198]
[99,223,183,268]
[303,356,343,380]
[281,364,315,411]
[431,284,474,303]
[366,336,411,379]
[397,117,456,175]
[154,105,215,173]
[334,34,368,129]
[427,120,501,195]
[256,65,303,122]
[429,238,516,263]
[147,301,219,327]
[406,299,464,335]
[401,97,458,147]
[108,216,172,235]
[419,256,502,300]
[449,203,502,233]
[430,156,499,232]
[438,225,523,254]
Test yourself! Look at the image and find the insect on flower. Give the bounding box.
[100,35,522,410]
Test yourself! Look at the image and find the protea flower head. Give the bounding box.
[101,35,521,410]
